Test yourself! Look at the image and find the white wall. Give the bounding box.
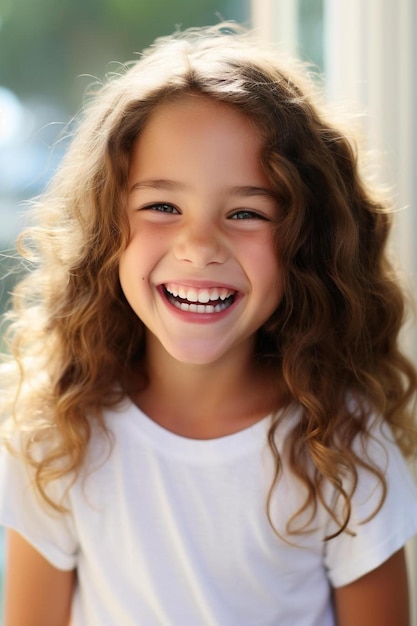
[251,0,299,50]
[324,0,417,338]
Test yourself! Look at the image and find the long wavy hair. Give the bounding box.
[2,23,416,536]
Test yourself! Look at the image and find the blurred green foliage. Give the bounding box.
[0,0,250,111]
[298,0,323,69]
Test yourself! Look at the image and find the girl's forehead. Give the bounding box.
[135,93,264,150]
[127,94,270,192]
[134,95,262,148]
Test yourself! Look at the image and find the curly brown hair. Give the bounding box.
[2,23,416,535]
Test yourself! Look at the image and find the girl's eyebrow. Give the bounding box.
[130,179,179,193]
[130,178,275,199]
[231,185,276,200]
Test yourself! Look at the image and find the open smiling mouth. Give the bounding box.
[162,283,237,313]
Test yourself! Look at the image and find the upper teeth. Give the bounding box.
[165,283,234,303]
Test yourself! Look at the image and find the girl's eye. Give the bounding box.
[229,210,268,220]
[143,203,179,214]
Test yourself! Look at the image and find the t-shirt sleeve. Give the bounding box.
[324,422,417,588]
[0,440,78,571]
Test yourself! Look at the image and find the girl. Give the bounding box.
[1,23,417,626]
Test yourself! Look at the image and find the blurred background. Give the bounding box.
[0,0,416,622]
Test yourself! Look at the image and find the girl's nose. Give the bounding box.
[173,219,228,268]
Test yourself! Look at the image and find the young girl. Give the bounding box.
[1,23,417,626]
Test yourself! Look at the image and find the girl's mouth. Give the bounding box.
[162,283,237,314]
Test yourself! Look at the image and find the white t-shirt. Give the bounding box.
[1,399,417,626]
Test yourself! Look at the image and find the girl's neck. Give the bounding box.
[130,338,284,440]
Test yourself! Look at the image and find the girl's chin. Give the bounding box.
[152,335,254,369]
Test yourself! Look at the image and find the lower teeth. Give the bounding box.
[176,301,229,313]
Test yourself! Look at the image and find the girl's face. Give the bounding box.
[119,95,282,367]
